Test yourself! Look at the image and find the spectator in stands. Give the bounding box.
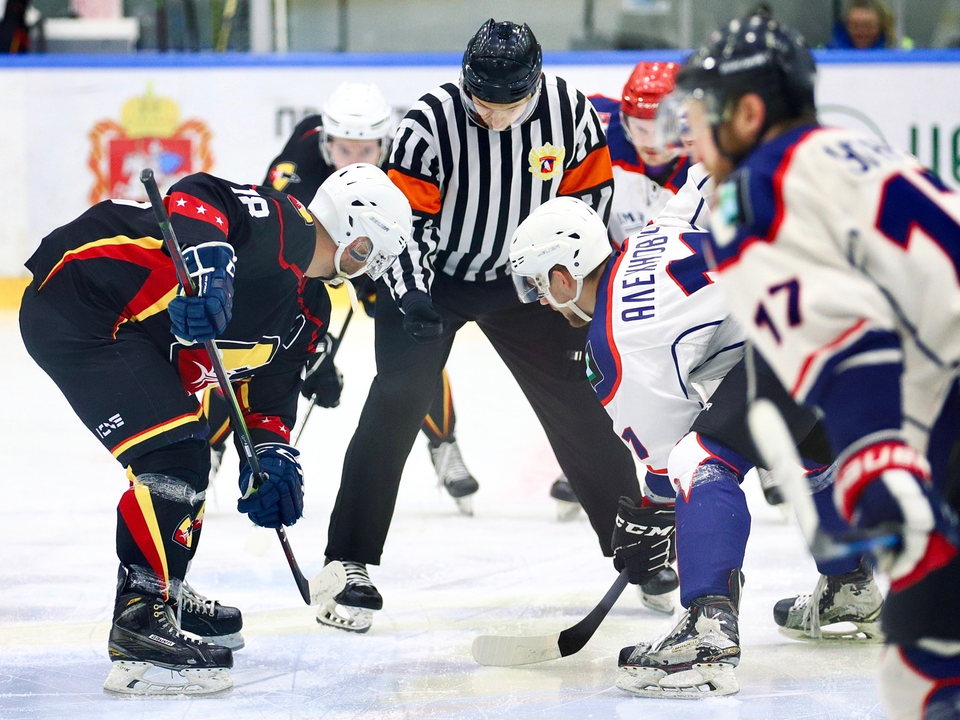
[829,0,896,49]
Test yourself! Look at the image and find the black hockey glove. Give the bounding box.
[400,290,444,343]
[301,333,343,408]
[612,496,676,585]
[237,443,304,529]
[168,242,236,343]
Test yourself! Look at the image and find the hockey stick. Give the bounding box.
[472,569,629,666]
[293,304,355,446]
[139,168,346,606]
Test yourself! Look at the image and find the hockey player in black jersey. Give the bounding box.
[253,80,480,512]
[19,164,410,696]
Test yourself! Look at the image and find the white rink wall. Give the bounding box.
[1,50,960,277]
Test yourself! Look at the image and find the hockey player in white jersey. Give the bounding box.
[509,167,878,697]
[669,11,960,718]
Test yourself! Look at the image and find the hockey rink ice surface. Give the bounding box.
[0,307,888,719]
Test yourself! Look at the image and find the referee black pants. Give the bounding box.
[325,274,641,565]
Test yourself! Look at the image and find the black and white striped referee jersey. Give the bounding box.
[386,73,614,298]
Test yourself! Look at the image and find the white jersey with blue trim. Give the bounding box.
[590,95,696,247]
[586,164,744,476]
[709,124,960,450]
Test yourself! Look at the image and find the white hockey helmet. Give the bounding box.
[320,82,394,166]
[509,196,612,321]
[308,163,412,283]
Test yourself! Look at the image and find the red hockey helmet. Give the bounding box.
[621,61,680,120]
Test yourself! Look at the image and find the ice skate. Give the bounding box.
[617,594,740,699]
[639,566,678,614]
[105,592,233,696]
[773,562,884,642]
[317,560,382,633]
[549,476,581,521]
[430,439,479,516]
[177,581,244,650]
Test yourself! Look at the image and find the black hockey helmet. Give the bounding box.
[675,13,817,133]
[461,19,542,105]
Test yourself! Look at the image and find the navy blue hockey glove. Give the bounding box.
[168,242,236,343]
[301,333,343,408]
[612,496,676,585]
[237,443,304,529]
[400,290,443,343]
[835,438,959,591]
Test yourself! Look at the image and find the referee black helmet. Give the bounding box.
[461,19,542,104]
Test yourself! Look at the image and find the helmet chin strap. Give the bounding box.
[547,278,593,322]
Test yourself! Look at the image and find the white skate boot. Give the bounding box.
[317,560,382,633]
[638,566,678,615]
[549,475,582,522]
[430,439,479,515]
[617,593,741,699]
[773,561,884,641]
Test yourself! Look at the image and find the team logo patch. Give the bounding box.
[528,143,566,181]
[585,341,604,390]
[287,194,314,225]
[173,515,193,549]
[193,503,205,532]
[270,162,301,192]
[88,82,213,205]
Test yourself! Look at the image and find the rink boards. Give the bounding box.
[0,49,959,277]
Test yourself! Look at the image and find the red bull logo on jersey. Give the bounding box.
[529,143,566,181]
[88,83,214,205]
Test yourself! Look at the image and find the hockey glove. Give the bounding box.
[834,437,959,591]
[237,443,304,529]
[301,333,343,408]
[400,290,444,343]
[168,242,236,344]
[611,496,676,585]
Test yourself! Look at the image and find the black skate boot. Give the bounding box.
[550,475,581,521]
[177,581,244,650]
[773,560,883,641]
[758,468,786,506]
[638,566,679,615]
[105,592,233,696]
[617,571,743,698]
[430,439,479,516]
[316,560,383,633]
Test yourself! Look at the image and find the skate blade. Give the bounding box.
[316,601,374,633]
[639,589,676,615]
[555,499,581,522]
[103,661,233,697]
[616,662,739,699]
[454,495,474,517]
[778,619,884,643]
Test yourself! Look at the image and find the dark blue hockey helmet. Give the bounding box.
[461,19,543,105]
[675,13,817,132]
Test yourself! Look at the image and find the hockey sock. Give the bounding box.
[422,370,456,446]
[116,474,205,601]
[673,435,752,608]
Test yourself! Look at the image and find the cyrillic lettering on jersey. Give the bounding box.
[620,234,666,323]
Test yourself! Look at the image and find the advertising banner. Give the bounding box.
[1,54,958,275]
